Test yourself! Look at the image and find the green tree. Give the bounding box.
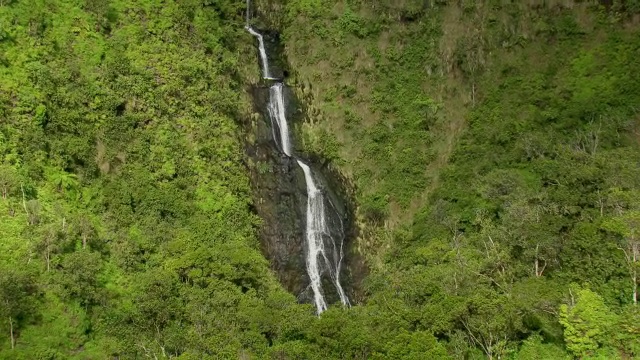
[382,330,450,359]
[55,251,103,308]
[45,167,78,196]
[612,305,640,357]
[602,209,640,305]
[0,165,18,199]
[515,334,570,360]
[559,287,616,358]
[0,270,36,350]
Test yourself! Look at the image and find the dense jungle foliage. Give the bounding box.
[1,0,640,359]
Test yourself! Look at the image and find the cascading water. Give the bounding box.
[246,26,275,80]
[297,161,350,312]
[266,83,292,156]
[246,5,350,314]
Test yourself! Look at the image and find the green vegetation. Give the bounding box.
[2,0,640,358]
[0,0,315,358]
[274,0,640,358]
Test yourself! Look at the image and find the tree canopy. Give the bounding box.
[1,0,640,359]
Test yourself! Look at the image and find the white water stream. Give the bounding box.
[297,161,350,311]
[245,9,350,313]
[267,83,292,156]
[246,26,276,80]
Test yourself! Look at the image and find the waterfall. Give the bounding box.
[245,8,350,314]
[297,161,350,311]
[245,0,251,26]
[246,26,275,80]
[267,83,292,156]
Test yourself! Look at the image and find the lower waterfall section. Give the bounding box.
[245,20,352,313]
[297,160,350,311]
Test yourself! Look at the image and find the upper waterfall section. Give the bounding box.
[246,26,278,80]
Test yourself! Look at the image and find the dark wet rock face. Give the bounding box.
[246,84,308,296]
[243,14,364,307]
[248,82,355,305]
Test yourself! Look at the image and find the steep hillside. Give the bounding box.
[2,0,640,359]
[0,1,316,358]
[256,0,640,358]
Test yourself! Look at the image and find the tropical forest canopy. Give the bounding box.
[0,0,639,359]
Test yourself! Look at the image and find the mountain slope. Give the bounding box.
[260,0,640,358]
[0,1,316,358]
